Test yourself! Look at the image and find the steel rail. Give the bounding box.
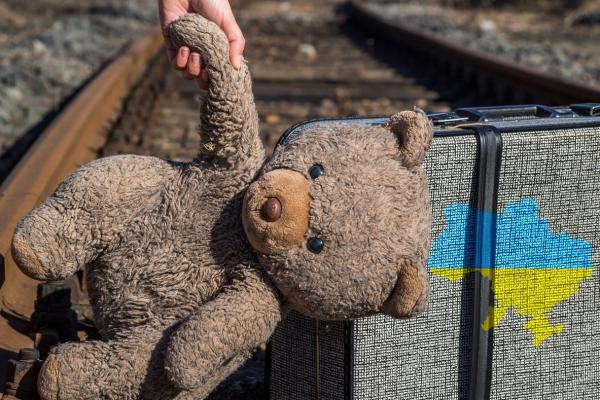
[0,28,164,325]
[349,0,600,104]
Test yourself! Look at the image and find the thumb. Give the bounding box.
[220,11,245,69]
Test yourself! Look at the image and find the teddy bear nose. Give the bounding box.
[261,197,282,222]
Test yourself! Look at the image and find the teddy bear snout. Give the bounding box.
[242,169,310,255]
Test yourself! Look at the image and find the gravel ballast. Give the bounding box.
[0,1,156,154]
[363,2,600,90]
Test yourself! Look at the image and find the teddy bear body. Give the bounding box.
[17,156,272,400]
[11,14,433,400]
[75,156,255,337]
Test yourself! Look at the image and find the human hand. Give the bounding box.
[159,0,245,89]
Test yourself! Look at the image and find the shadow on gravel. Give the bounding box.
[337,3,508,110]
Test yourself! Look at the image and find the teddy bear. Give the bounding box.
[10,13,433,400]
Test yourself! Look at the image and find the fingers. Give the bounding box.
[182,51,201,80]
[177,50,208,89]
[175,46,190,70]
[164,0,245,86]
[159,0,188,66]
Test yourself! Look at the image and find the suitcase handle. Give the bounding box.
[454,105,574,122]
[570,103,600,116]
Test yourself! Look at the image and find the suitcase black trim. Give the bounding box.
[467,125,502,400]
[275,115,473,150]
[344,321,354,400]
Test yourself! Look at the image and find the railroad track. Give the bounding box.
[0,0,597,397]
[348,0,600,105]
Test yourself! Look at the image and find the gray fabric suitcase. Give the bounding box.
[267,104,600,400]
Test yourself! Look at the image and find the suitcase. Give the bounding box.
[267,104,600,400]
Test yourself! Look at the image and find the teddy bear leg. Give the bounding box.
[37,327,178,400]
[12,199,98,282]
[381,260,429,319]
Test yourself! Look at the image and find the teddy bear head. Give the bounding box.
[165,13,433,321]
[243,110,433,320]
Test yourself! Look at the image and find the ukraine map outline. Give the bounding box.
[428,197,593,347]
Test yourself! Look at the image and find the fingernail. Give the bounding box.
[191,53,199,65]
[232,55,241,70]
[181,47,189,56]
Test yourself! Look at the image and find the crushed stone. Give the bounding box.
[0,1,156,152]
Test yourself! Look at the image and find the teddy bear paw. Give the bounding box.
[37,354,59,400]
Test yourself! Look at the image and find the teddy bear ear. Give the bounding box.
[384,108,433,168]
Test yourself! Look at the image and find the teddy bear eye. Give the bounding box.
[307,237,324,254]
[309,164,324,179]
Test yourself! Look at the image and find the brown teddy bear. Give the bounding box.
[11,14,433,400]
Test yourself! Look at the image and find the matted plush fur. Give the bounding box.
[11,14,433,400]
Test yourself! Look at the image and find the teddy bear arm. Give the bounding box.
[164,270,282,391]
[171,351,252,400]
[12,155,172,282]
[380,258,429,319]
[169,14,264,170]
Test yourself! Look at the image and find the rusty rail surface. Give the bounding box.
[0,27,164,328]
[349,0,600,104]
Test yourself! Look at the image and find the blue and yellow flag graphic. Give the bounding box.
[428,198,593,346]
